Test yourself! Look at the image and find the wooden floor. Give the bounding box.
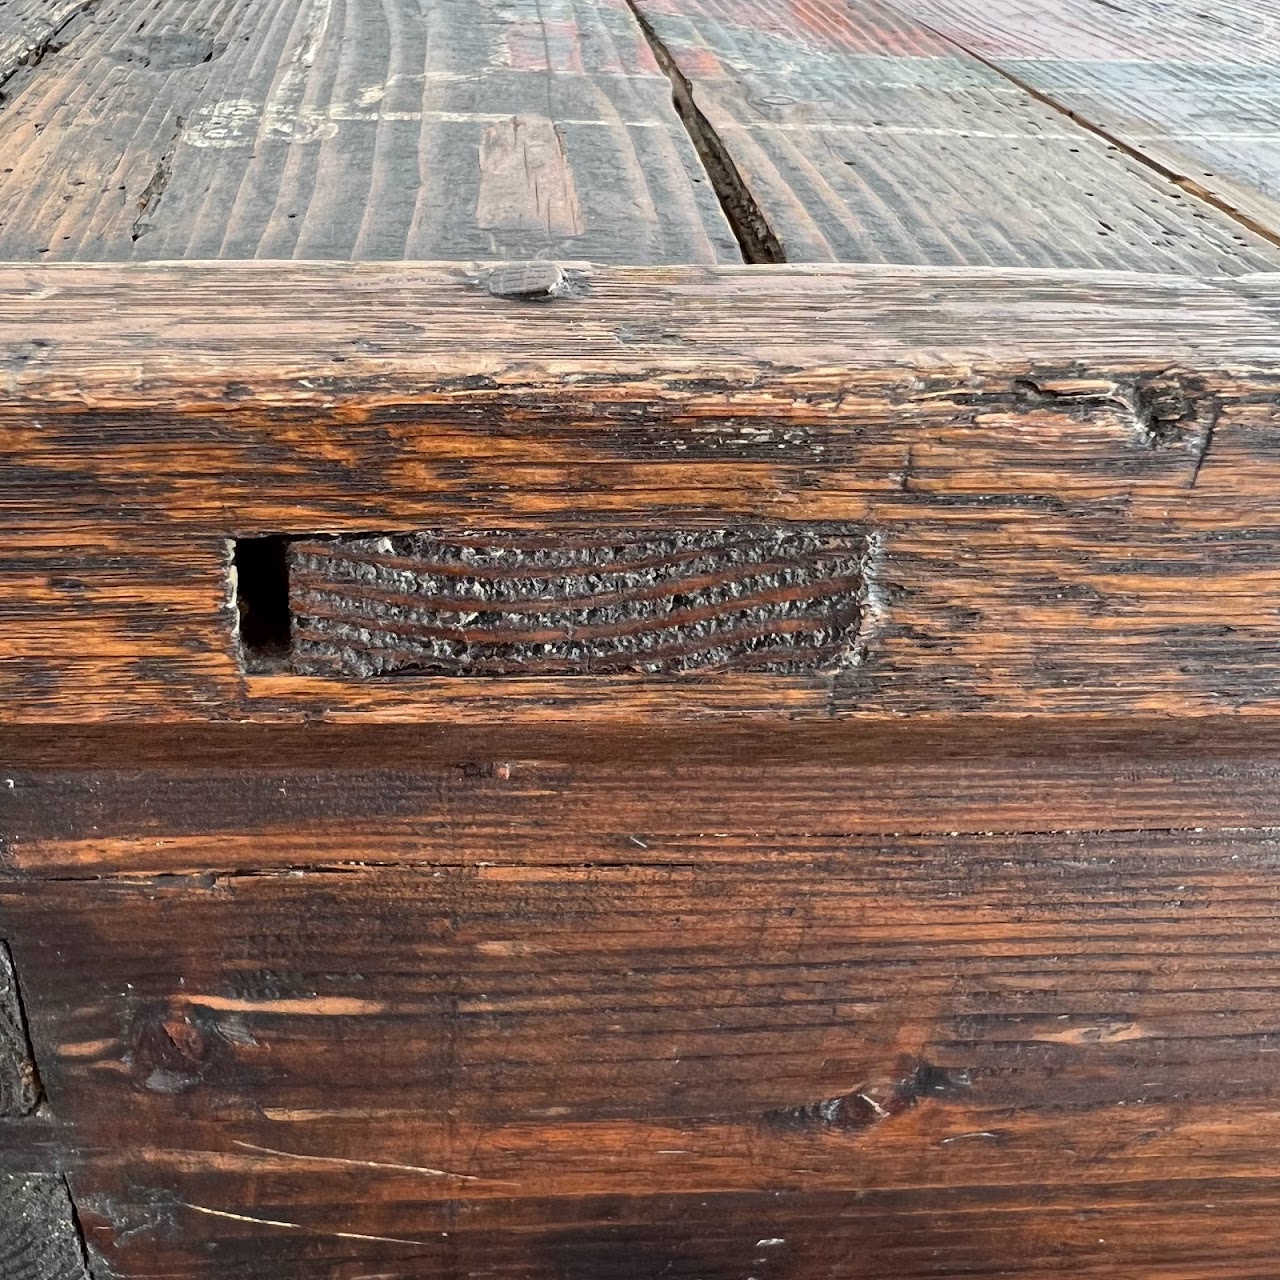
[5,2,1280,1278]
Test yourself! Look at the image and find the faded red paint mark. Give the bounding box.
[505,19,587,74]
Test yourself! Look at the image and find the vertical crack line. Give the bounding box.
[132,117,185,242]
[884,4,1280,252]
[623,1,786,263]
[1,941,43,1117]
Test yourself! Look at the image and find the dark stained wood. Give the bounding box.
[627,0,1280,270]
[0,0,737,263]
[7,802,1280,1276]
[9,6,1280,1272]
[282,527,868,677]
[5,717,1280,877]
[0,1176,90,1280]
[894,0,1280,246]
[0,943,41,1117]
[3,261,1280,720]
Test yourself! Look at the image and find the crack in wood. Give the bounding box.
[0,942,41,1117]
[0,1,103,99]
[622,0,785,263]
[131,117,185,243]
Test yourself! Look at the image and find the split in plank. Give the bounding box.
[627,0,1280,270]
[4,260,1280,720]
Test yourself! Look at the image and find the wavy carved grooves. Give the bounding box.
[0,1178,90,1280]
[0,943,40,1117]
[287,527,868,678]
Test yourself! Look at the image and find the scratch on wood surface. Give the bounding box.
[181,1201,437,1247]
[180,993,391,1016]
[231,1140,497,1183]
[478,114,585,239]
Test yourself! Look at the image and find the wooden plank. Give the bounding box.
[626,0,1280,270]
[0,0,736,263]
[8,822,1280,1276]
[57,1185,1280,1280]
[3,260,1280,721]
[893,0,1280,245]
[9,719,1280,878]
[0,0,91,83]
[0,1176,90,1280]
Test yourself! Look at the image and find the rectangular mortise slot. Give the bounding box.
[232,536,292,672]
[232,526,868,679]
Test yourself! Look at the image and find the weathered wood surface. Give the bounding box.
[626,0,1280,270]
[0,0,736,263]
[3,261,1280,720]
[0,943,41,1117]
[0,0,90,83]
[4,720,1280,1277]
[895,0,1280,246]
[0,1176,90,1280]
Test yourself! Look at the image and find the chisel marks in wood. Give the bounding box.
[0,942,41,1117]
[0,1177,90,1280]
[286,527,869,678]
[478,115,586,242]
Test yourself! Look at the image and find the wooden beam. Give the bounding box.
[893,0,1280,247]
[3,260,1280,722]
[0,0,736,263]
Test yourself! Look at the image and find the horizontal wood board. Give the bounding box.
[627,0,1280,270]
[0,0,738,263]
[3,260,1280,720]
[6,719,1280,1276]
[893,0,1280,245]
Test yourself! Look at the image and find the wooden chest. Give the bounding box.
[5,0,1280,1276]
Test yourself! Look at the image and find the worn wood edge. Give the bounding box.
[3,261,1280,415]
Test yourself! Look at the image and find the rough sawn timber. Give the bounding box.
[7,718,1280,1276]
[893,0,1280,246]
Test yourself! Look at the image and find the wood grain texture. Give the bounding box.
[0,0,736,263]
[3,261,1280,720]
[283,527,868,677]
[8,797,1280,1276]
[2,716,1279,872]
[0,0,93,83]
[892,0,1280,247]
[0,1177,89,1280]
[627,0,1280,270]
[0,943,41,1118]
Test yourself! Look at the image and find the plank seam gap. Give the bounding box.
[885,5,1280,253]
[622,1,786,263]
